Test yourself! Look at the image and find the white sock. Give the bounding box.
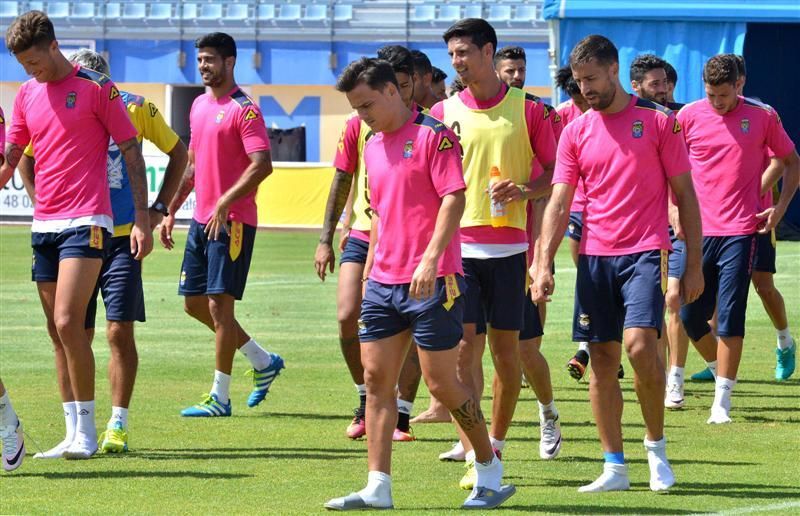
[465,449,476,463]
[578,342,589,353]
[713,376,736,412]
[643,437,675,491]
[109,406,128,429]
[239,339,271,370]
[578,462,630,493]
[0,391,17,427]
[777,328,793,350]
[75,400,96,440]
[538,400,558,421]
[357,471,392,506]
[475,455,503,490]
[211,370,232,404]
[397,399,413,415]
[356,384,367,397]
[64,401,77,442]
[706,360,718,378]
[489,435,505,453]
[668,366,684,386]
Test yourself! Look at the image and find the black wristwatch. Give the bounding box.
[151,201,169,216]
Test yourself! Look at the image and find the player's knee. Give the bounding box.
[53,312,84,338]
[107,323,137,359]
[752,276,776,298]
[336,303,360,327]
[363,367,394,396]
[665,289,681,315]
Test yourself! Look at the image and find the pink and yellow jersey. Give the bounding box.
[333,113,374,243]
[0,106,5,161]
[365,111,465,284]
[556,99,588,213]
[677,97,795,236]
[554,95,690,256]
[189,86,270,227]
[6,65,137,223]
[430,84,556,246]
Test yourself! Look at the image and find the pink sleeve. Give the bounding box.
[529,159,543,181]
[549,105,564,143]
[765,108,795,160]
[428,128,466,197]
[658,112,691,178]
[97,80,138,145]
[333,116,360,173]
[429,101,445,122]
[237,104,271,155]
[0,107,5,152]
[553,125,579,187]
[6,87,30,146]
[525,99,556,167]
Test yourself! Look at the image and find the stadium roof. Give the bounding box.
[543,0,800,23]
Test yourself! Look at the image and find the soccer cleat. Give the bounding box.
[775,341,796,381]
[63,433,98,460]
[567,351,589,381]
[691,367,715,382]
[617,364,625,379]
[246,353,285,408]
[33,437,72,459]
[460,459,477,490]
[99,421,129,453]
[707,407,732,425]
[324,492,393,511]
[346,407,366,439]
[664,382,685,410]
[462,485,516,510]
[439,441,466,462]
[181,393,231,417]
[1,420,25,472]
[392,428,415,442]
[539,415,562,460]
[578,462,630,493]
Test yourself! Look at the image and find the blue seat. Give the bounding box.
[226,3,249,20]
[0,1,19,18]
[27,1,43,12]
[105,2,121,18]
[46,1,69,18]
[333,4,352,21]
[181,2,197,19]
[411,5,434,22]
[149,2,172,20]
[257,3,275,20]
[437,4,460,21]
[304,4,326,21]
[198,3,222,20]
[487,5,511,22]
[515,5,538,22]
[71,2,96,18]
[122,2,146,19]
[463,4,481,18]
[278,4,300,20]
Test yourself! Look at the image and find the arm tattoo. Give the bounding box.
[450,397,485,432]
[319,170,353,245]
[168,161,195,213]
[4,143,23,169]
[118,139,148,211]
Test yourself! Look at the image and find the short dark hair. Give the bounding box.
[569,34,618,67]
[410,49,432,76]
[195,32,237,59]
[630,54,668,83]
[5,10,56,55]
[664,61,678,86]
[731,54,746,78]
[494,46,526,65]
[336,57,398,93]
[431,66,447,83]
[376,45,415,77]
[443,18,497,56]
[703,54,738,86]
[555,65,580,97]
[449,77,465,96]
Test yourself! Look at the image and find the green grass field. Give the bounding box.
[1,225,798,514]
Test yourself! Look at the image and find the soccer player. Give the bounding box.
[17,49,188,454]
[159,33,284,417]
[324,57,514,511]
[431,18,557,487]
[2,11,151,459]
[494,46,526,89]
[533,34,704,492]
[677,55,798,423]
[432,66,448,101]
[410,49,440,110]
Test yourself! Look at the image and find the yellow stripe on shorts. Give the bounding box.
[660,249,668,295]
[90,226,104,250]
[229,221,243,262]
[443,274,461,311]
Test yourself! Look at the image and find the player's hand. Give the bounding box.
[160,214,176,250]
[680,263,704,305]
[130,212,153,261]
[669,204,684,240]
[410,258,437,300]
[756,207,783,234]
[532,266,555,304]
[489,179,525,204]
[148,208,164,232]
[314,242,335,281]
[205,200,231,241]
[339,226,351,252]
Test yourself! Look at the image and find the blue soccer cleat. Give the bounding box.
[690,367,715,382]
[775,341,796,381]
[181,393,231,417]
[246,353,285,408]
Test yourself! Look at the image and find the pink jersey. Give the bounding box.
[189,86,270,227]
[678,97,795,236]
[333,114,360,173]
[557,99,588,213]
[6,65,137,221]
[0,106,5,158]
[365,111,465,284]
[554,95,691,256]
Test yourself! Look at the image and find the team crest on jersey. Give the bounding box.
[403,140,414,158]
[215,110,225,124]
[578,313,591,329]
[66,92,77,109]
[740,118,750,134]
[632,120,644,138]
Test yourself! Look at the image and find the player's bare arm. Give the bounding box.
[206,149,272,241]
[315,169,354,281]
[119,137,153,260]
[149,139,188,230]
[362,213,379,298]
[757,150,800,233]
[527,161,556,200]
[410,190,465,300]
[17,154,35,203]
[532,182,574,304]
[760,157,784,197]
[160,150,196,250]
[339,174,356,252]
[0,143,23,189]
[668,172,704,304]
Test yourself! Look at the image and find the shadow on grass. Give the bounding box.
[525,456,757,467]
[736,379,799,387]
[257,411,346,421]
[9,470,252,480]
[666,481,800,499]
[133,446,364,461]
[503,501,697,514]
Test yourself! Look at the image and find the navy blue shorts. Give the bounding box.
[98,236,145,322]
[680,235,756,340]
[463,253,527,332]
[32,226,109,282]
[178,220,256,300]
[752,231,776,274]
[340,234,369,265]
[668,238,686,279]
[359,275,465,351]
[565,211,583,242]
[574,250,667,343]
[520,291,544,340]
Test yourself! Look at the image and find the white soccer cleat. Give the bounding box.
[664,382,685,410]
[1,420,26,472]
[539,415,562,460]
[33,437,73,459]
[578,462,630,493]
[439,441,466,462]
[644,437,675,492]
[63,433,98,460]
[707,407,732,425]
